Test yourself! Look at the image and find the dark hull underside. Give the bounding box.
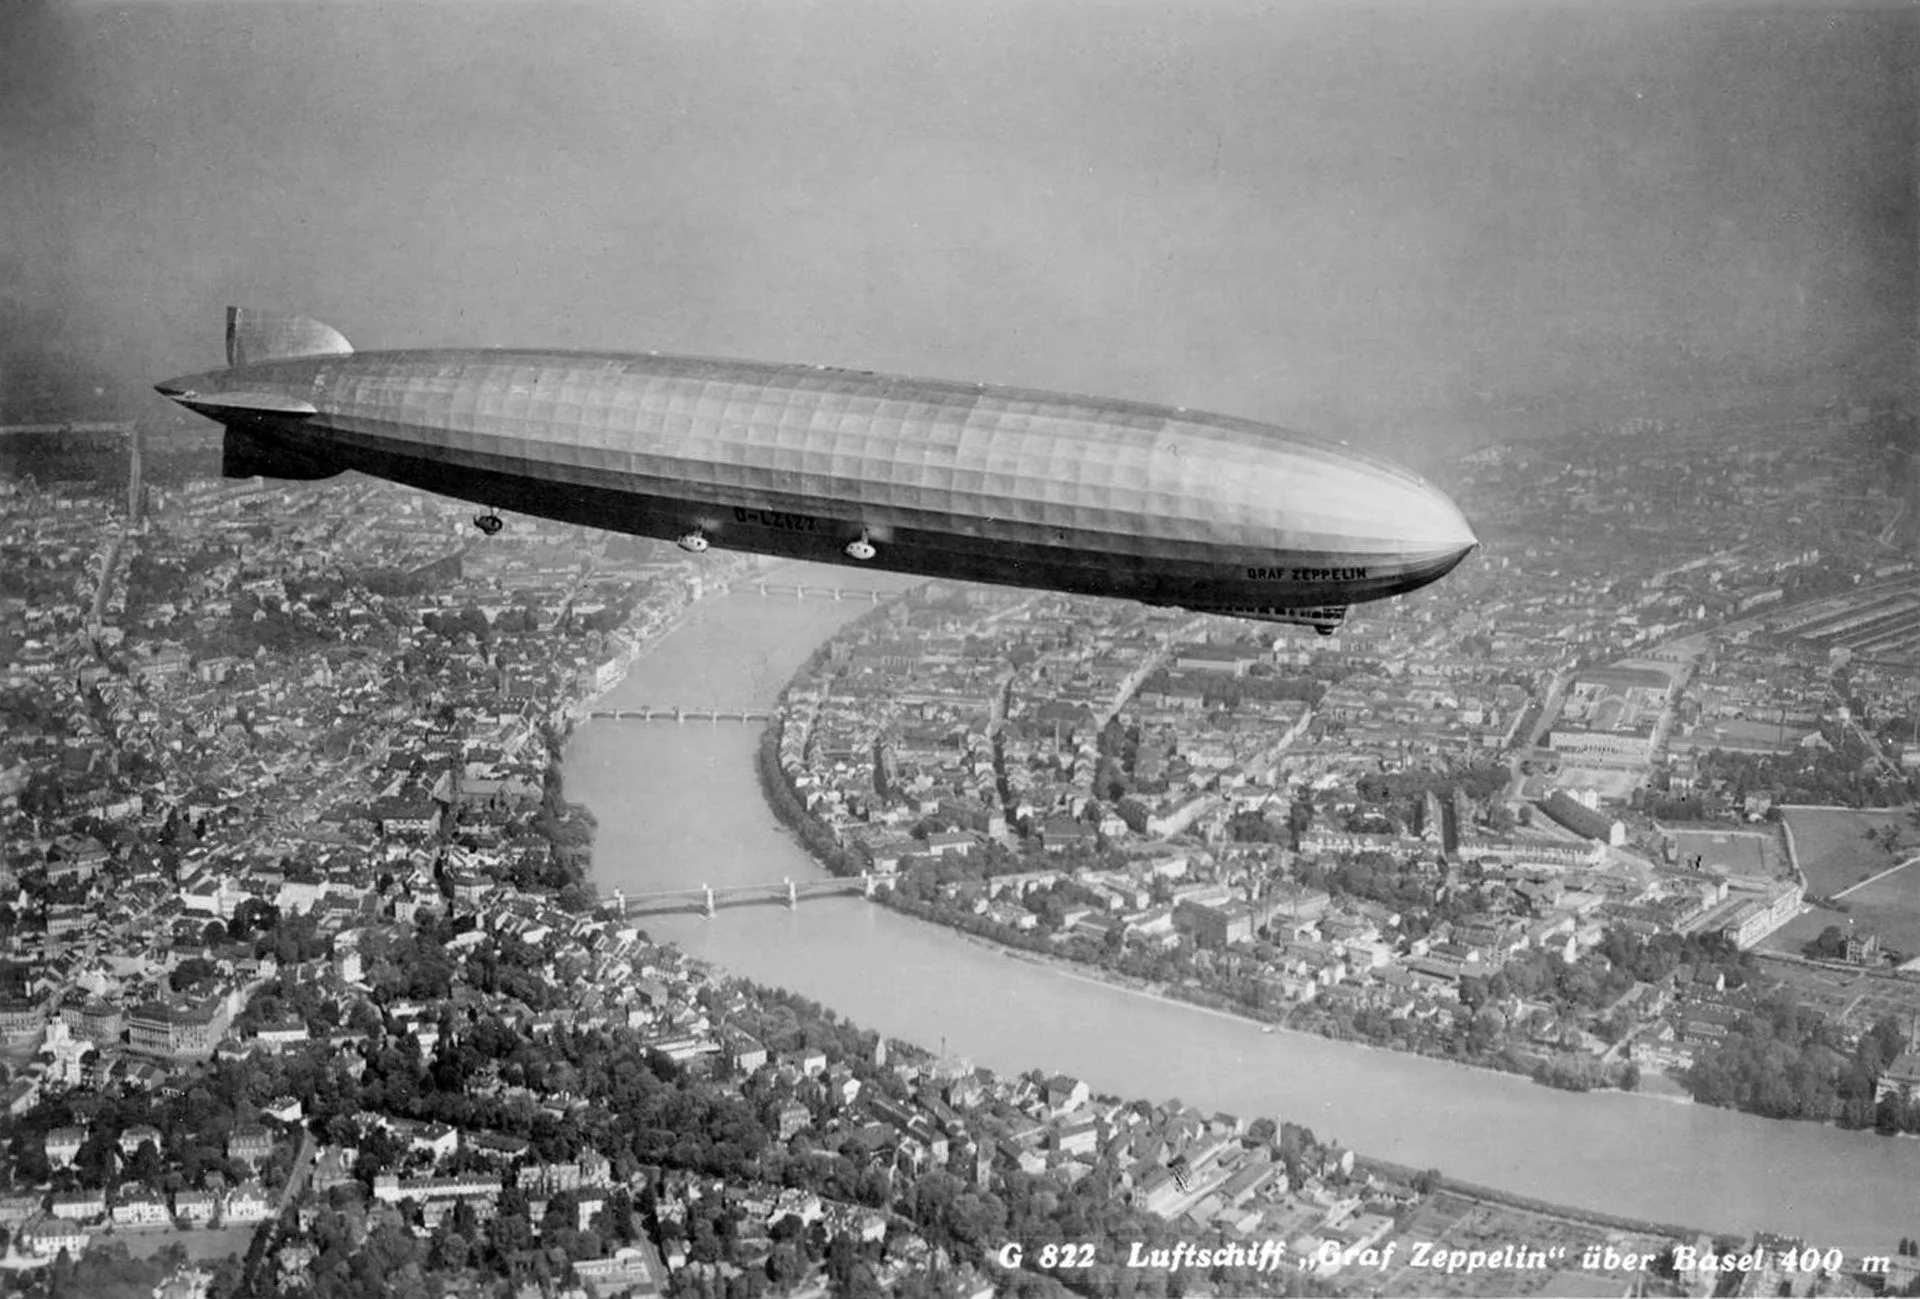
[226,421,1469,615]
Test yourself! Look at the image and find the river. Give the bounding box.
[565,566,1920,1254]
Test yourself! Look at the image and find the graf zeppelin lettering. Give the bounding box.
[1247,566,1370,582]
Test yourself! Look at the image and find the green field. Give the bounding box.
[119,1223,255,1261]
[1775,805,1920,958]
[1668,828,1773,879]
[1783,806,1919,896]
[1804,869,1920,962]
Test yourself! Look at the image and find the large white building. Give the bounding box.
[1721,882,1804,950]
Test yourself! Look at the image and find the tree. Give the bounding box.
[765,1243,806,1289]
[169,956,219,992]
[825,1234,860,1290]
[430,1227,471,1272]
[1467,1006,1506,1052]
[228,896,279,940]
[123,1139,164,1188]
[1804,925,1848,961]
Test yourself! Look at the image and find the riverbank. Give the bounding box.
[892,885,1664,1096]
[1008,912,1736,1251]
[564,608,686,722]
[1351,1153,1711,1244]
[561,567,748,724]
[570,573,1920,1254]
[751,703,1649,1103]
[726,656,1748,1250]
[589,594,1733,1259]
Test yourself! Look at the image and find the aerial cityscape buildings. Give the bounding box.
[0,388,1914,1296]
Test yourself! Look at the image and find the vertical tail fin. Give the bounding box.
[225,307,353,368]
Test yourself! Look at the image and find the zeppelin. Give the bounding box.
[157,308,1477,633]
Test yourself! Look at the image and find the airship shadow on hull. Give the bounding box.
[161,309,1478,634]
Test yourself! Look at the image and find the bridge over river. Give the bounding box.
[611,873,886,917]
[741,581,891,603]
[588,706,773,724]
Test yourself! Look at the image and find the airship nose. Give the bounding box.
[1426,485,1478,557]
[1400,478,1479,580]
[1344,460,1477,587]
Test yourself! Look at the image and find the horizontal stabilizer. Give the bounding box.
[176,390,319,417]
[226,307,353,368]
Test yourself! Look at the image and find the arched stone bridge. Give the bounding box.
[611,873,887,917]
[587,706,773,724]
[744,582,890,603]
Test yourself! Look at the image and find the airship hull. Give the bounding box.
[162,311,1477,625]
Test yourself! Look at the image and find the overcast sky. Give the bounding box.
[3,1,1914,451]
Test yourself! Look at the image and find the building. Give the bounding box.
[1173,899,1259,949]
[59,997,124,1045]
[127,1000,224,1060]
[776,1103,812,1141]
[119,1125,163,1157]
[572,1246,664,1298]
[723,1031,768,1075]
[226,1126,275,1168]
[43,1126,86,1170]
[371,1174,503,1206]
[1845,930,1881,966]
[1537,791,1626,846]
[395,1121,457,1162]
[1721,883,1804,951]
[111,1189,171,1228]
[0,1196,42,1228]
[1173,645,1257,676]
[0,1000,48,1044]
[1876,1052,1920,1105]
[172,1189,218,1225]
[375,796,441,839]
[17,1214,89,1258]
[48,1189,106,1222]
[224,1182,273,1224]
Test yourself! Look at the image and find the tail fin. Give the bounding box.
[225,307,353,368]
